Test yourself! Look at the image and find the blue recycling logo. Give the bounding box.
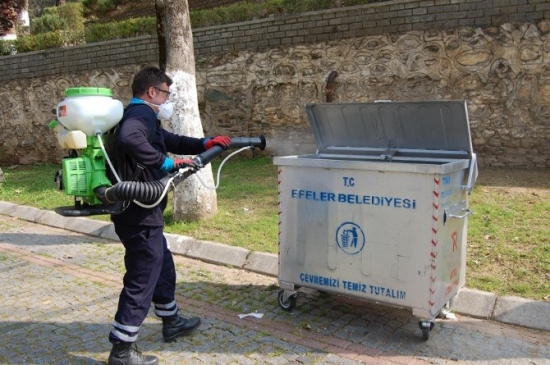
[336,222,365,255]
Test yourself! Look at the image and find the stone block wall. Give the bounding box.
[1,0,549,168]
[0,37,157,80]
[192,0,549,56]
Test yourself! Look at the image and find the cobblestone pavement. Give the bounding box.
[0,215,549,365]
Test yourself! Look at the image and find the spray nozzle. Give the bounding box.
[192,135,266,168]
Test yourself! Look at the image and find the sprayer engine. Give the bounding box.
[58,137,114,205]
[51,86,267,217]
[50,87,124,216]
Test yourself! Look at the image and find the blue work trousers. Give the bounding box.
[110,224,177,342]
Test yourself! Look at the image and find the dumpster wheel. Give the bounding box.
[278,290,297,311]
[419,320,435,340]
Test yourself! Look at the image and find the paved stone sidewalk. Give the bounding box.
[2,201,548,333]
[1,214,550,365]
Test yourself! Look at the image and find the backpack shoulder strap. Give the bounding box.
[105,103,156,183]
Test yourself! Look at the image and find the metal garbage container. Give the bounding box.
[273,100,478,340]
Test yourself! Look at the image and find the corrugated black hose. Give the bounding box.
[95,177,170,204]
[95,135,266,205]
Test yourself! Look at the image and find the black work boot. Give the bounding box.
[108,342,159,365]
[162,315,201,342]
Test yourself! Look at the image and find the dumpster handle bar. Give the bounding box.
[461,153,478,193]
[447,209,473,219]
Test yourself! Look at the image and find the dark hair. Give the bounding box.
[131,66,173,96]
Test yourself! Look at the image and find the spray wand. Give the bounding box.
[69,135,266,216]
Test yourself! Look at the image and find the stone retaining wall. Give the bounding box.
[1,0,549,167]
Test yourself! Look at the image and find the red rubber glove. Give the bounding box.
[173,158,195,171]
[204,136,231,150]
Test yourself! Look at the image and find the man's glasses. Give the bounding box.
[154,87,171,97]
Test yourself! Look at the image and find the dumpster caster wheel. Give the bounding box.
[278,290,297,312]
[419,321,434,341]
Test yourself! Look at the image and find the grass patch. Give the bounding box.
[164,156,278,253]
[0,160,549,300]
[466,169,550,300]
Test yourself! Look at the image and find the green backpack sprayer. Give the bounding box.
[50,87,266,217]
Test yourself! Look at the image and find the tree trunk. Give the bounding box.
[156,0,218,221]
[19,0,29,27]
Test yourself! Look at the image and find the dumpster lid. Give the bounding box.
[305,100,475,162]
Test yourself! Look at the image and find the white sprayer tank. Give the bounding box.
[57,87,124,136]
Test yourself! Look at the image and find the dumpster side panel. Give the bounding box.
[277,161,472,318]
[277,163,443,311]
[429,168,470,316]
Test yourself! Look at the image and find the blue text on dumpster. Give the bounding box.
[299,272,406,300]
[290,189,416,209]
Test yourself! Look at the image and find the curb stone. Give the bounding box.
[494,296,550,331]
[244,251,279,276]
[0,201,548,332]
[186,239,250,268]
[453,287,498,319]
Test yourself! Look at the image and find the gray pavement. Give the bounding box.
[0,201,549,365]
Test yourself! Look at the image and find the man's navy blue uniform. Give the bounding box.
[107,66,232,365]
[109,102,206,343]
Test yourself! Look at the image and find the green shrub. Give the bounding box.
[279,0,334,13]
[55,2,85,32]
[15,31,64,52]
[31,13,68,33]
[31,3,85,34]
[190,1,283,28]
[82,0,99,17]
[82,0,133,18]
[12,30,84,53]
[190,10,221,28]
[84,21,117,41]
[0,40,17,56]
[84,17,155,43]
[82,0,115,18]
[118,17,156,37]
